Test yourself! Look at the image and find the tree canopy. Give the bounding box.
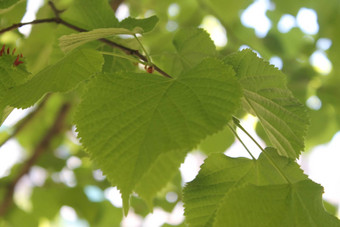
[0,0,339,226]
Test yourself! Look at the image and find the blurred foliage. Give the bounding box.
[0,0,339,226]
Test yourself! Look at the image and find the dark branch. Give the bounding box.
[0,1,172,78]
[0,103,71,217]
[48,1,65,17]
[0,18,57,34]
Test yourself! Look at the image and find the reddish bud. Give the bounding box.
[0,44,5,56]
[1,44,24,66]
[144,65,154,73]
[13,55,24,66]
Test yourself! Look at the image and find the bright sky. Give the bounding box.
[0,0,339,226]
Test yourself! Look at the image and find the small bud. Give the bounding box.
[0,44,5,56]
[13,54,24,66]
[144,65,154,73]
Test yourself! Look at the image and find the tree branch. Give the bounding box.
[0,103,71,217]
[0,1,172,78]
[0,18,57,34]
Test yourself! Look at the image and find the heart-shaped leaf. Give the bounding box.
[75,58,242,213]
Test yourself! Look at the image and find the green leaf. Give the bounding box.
[75,58,242,213]
[198,125,235,154]
[223,49,309,158]
[120,15,159,33]
[183,148,307,227]
[156,28,216,77]
[0,49,103,109]
[0,47,31,124]
[214,181,340,227]
[135,150,187,208]
[0,50,30,90]
[61,0,119,29]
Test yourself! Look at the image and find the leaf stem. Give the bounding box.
[133,34,152,65]
[232,117,263,152]
[232,116,291,184]
[227,123,255,160]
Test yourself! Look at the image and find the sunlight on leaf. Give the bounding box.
[224,49,309,158]
[75,58,242,214]
[183,148,308,227]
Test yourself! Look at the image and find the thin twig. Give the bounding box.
[0,103,71,217]
[0,1,172,78]
[0,94,51,148]
[0,18,57,34]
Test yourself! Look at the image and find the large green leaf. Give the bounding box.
[214,181,340,227]
[75,58,242,213]
[183,148,307,227]
[0,49,103,110]
[224,49,309,158]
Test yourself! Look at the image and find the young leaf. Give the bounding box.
[214,181,340,227]
[0,50,30,90]
[224,49,309,158]
[0,49,103,109]
[59,15,158,53]
[75,58,242,213]
[0,48,31,124]
[183,148,307,227]
[59,28,139,53]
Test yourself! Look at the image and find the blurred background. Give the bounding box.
[0,0,339,226]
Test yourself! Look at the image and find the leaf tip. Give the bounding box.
[122,193,131,216]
